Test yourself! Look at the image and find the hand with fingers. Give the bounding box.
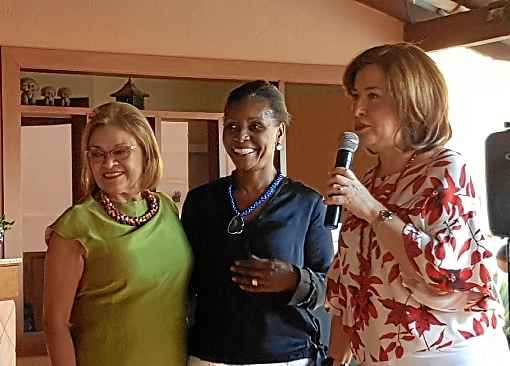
[230,255,299,293]
[324,167,382,223]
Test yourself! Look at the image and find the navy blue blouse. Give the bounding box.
[181,176,334,364]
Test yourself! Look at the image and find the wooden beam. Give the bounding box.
[355,0,410,22]
[405,3,510,50]
[6,47,344,86]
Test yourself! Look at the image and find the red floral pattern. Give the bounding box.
[326,149,504,363]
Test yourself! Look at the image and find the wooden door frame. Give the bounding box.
[21,114,87,203]
[158,117,224,182]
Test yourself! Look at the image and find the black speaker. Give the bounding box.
[485,124,510,236]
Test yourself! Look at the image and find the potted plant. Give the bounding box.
[0,214,14,257]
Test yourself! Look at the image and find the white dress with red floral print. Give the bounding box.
[326,148,509,364]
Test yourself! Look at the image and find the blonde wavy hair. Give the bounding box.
[80,102,162,199]
[343,43,452,152]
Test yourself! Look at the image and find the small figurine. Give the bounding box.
[110,77,149,110]
[41,86,56,106]
[57,87,72,107]
[20,77,39,105]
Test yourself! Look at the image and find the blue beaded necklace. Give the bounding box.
[227,173,285,235]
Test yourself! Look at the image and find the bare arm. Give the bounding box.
[43,233,84,366]
[329,315,352,365]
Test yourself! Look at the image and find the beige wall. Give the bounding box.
[286,83,375,194]
[160,122,188,212]
[0,0,401,65]
[21,125,72,253]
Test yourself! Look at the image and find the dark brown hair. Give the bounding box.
[497,244,508,262]
[225,80,290,127]
[343,43,452,152]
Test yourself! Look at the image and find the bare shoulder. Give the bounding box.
[47,232,85,257]
[414,147,467,173]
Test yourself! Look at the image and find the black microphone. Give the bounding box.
[324,131,359,230]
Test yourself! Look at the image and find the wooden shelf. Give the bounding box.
[19,105,223,121]
[20,105,90,118]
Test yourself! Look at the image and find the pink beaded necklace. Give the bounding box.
[99,190,159,226]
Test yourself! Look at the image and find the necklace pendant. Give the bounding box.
[227,215,244,235]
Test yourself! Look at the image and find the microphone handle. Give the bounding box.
[324,149,354,230]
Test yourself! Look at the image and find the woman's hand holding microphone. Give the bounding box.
[324,167,383,225]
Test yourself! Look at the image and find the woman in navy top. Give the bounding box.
[181,80,334,366]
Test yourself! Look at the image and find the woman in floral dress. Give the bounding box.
[324,43,510,365]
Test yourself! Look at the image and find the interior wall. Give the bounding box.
[188,121,212,190]
[285,83,375,194]
[21,125,72,252]
[160,122,188,212]
[0,0,402,65]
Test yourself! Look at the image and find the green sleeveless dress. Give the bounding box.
[47,192,192,366]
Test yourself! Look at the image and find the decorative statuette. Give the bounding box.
[58,87,72,107]
[41,86,57,106]
[110,77,150,110]
[20,77,39,105]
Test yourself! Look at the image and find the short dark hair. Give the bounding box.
[225,80,290,127]
[343,43,452,152]
[497,243,508,262]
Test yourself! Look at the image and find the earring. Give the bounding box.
[276,142,283,151]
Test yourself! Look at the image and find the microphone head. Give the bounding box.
[339,131,359,153]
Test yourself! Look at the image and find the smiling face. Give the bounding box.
[351,64,402,154]
[223,98,284,174]
[87,125,145,201]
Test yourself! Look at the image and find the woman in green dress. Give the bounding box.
[43,102,192,366]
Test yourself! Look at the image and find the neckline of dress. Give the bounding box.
[228,173,285,218]
[371,151,417,186]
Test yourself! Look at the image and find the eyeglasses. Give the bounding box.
[86,145,137,163]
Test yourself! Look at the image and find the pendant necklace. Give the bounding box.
[227,173,285,235]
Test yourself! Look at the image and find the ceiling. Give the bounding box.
[356,0,510,61]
